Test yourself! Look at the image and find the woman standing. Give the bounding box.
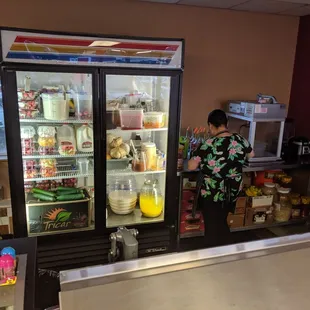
[188,109,254,247]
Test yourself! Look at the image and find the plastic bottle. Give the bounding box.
[1,247,16,268]
[76,124,93,152]
[0,254,15,278]
[66,85,75,117]
[57,125,77,155]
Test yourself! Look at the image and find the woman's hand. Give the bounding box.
[247,150,255,159]
[188,156,201,171]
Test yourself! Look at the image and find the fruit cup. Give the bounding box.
[19,108,39,119]
[20,126,36,155]
[21,138,35,155]
[35,180,50,190]
[23,160,37,179]
[40,159,57,178]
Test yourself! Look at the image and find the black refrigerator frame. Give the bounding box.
[0,27,184,258]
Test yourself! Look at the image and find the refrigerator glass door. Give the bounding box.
[105,75,171,228]
[16,71,95,236]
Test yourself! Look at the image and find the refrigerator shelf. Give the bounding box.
[19,117,93,124]
[106,207,165,228]
[24,170,94,182]
[107,169,166,176]
[107,127,168,134]
[22,151,94,159]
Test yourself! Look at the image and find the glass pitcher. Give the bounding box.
[108,175,137,215]
[139,179,163,218]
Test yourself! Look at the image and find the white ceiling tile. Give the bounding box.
[278,4,310,15]
[178,0,246,9]
[139,0,179,3]
[232,0,304,13]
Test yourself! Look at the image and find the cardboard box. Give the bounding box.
[245,206,273,226]
[234,197,247,214]
[227,213,245,228]
[180,210,204,235]
[0,201,13,234]
[249,195,273,208]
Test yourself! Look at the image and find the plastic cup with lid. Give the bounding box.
[77,158,89,174]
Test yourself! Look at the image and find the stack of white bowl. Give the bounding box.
[109,190,137,214]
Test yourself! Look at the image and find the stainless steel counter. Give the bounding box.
[0,254,27,310]
[60,233,310,309]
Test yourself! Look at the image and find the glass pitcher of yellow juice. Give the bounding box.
[140,179,163,218]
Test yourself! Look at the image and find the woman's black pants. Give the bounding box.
[200,199,231,248]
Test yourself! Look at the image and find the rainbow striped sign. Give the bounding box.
[1,30,183,69]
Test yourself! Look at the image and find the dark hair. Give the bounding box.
[208,109,228,128]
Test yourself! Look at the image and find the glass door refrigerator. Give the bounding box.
[0,28,184,269]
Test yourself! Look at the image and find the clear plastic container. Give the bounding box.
[119,109,143,130]
[77,158,89,174]
[75,93,93,120]
[132,151,147,172]
[38,126,56,155]
[19,108,39,119]
[20,126,36,155]
[108,175,137,215]
[106,108,120,129]
[274,207,292,222]
[63,178,77,188]
[156,151,166,171]
[57,125,77,155]
[274,188,292,222]
[144,112,165,128]
[18,89,39,101]
[142,142,157,171]
[124,91,141,106]
[42,93,69,120]
[262,182,276,203]
[23,160,37,179]
[18,89,40,119]
[40,159,57,178]
[140,179,164,218]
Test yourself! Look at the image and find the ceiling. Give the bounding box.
[138,0,310,16]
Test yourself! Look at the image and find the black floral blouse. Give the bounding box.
[194,134,252,203]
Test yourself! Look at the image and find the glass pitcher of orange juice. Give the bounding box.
[139,179,163,218]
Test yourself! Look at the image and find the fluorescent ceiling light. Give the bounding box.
[137,50,153,54]
[89,41,119,47]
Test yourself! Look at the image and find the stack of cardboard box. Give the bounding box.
[245,195,274,226]
[0,199,13,235]
[227,195,274,229]
[227,197,246,229]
